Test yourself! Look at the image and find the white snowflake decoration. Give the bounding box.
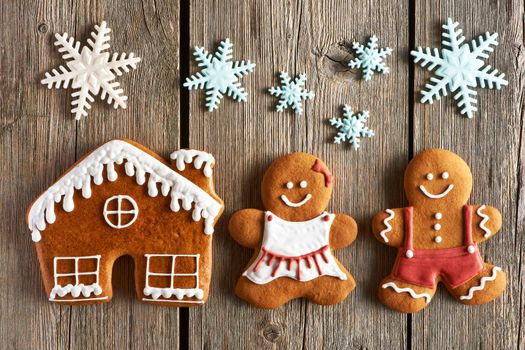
[411,18,508,118]
[184,38,255,112]
[268,72,315,115]
[329,105,374,150]
[42,21,141,120]
[349,35,392,81]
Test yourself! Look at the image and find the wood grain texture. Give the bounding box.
[0,0,180,348]
[1,0,524,348]
[188,0,409,348]
[412,1,524,349]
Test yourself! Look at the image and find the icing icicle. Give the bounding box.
[379,209,395,242]
[460,267,501,300]
[382,282,432,303]
[50,283,103,299]
[170,150,215,178]
[477,205,491,238]
[28,140,222,241]
[143,287,204,300]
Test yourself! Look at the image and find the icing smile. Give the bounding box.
[419,184,454,199]
[280,194,312,207]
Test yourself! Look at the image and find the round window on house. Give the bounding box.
[103,195,139,229]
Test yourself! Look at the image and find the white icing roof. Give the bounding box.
[170,149,215,178]
[28,140,222,242]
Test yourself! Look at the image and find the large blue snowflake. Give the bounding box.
[411,18,508,118]
[184,38,255,112]
[329,105,374,150]
[349,35,392,81]
[268,72,315,115]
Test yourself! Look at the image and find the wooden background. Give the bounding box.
[0,0,523,349]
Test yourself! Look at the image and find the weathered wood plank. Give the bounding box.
[68,0,181,349]
[188,0,409,348]
[411,1,524,348]
[0,0,181,348]
[0,1,76,349]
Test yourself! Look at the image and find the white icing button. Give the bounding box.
[434,212,442,220]
[434,236,442,243]
[441,172,449,179]
[467,245,476,254]
[286,182,293,189]
[426,173,434,180]
[433,223,441,231]
[299,180,307,188]
[405,250,414,258]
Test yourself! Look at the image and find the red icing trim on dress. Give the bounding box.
[253,245,330,281]
[253,251,268,272]
[311,159,333,187]
[272,258,283,277]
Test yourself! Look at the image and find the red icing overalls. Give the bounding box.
[392,206,484,289]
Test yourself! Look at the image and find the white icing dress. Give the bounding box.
[243,211,348,284]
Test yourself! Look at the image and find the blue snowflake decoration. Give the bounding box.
[184,38,255,112]
[329,105,374,150]
[411,18,508,118]
[349,35,392,81]
[268,72,315,115]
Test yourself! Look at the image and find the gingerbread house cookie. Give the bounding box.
[27,139,223,306]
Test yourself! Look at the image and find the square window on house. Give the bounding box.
[144,254,200,291]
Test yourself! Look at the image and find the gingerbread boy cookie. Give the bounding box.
[372,149,506,313]
[229,153,357,308]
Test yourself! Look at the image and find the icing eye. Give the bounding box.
[299,180,307,188]
[286,182,293,189]
[426,173,434,180]
[441,172,449,179]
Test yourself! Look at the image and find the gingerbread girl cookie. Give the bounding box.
[229,153,357,308]
[372,149,506,313]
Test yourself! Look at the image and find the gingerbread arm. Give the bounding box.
[228,209,265,249]
[329,214,358,250]
[371,208,405,247]
[471,204,502,243]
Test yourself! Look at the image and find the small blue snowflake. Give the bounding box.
[349,35,392,81]
[411,18,508,118]
[184,38,255,112]
[329,105,374,150]
[268,72,315,115]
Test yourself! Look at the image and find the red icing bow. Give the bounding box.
[311,159,333,187]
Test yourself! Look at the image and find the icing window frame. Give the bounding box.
[103,195,139,229]
[50,255,103,300]
[145,254,200,290]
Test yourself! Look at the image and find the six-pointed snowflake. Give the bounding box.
[184,38,255,112]
[411,18,508,118]
[329,105,374,150]
[349,35,392,81]
[41,21,141,120]
[268,72,315,115]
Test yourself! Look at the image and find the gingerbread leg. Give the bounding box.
[304,265,356,305]
[378,276,436,313]
[235,276,303,309]
[448,263,506,305]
